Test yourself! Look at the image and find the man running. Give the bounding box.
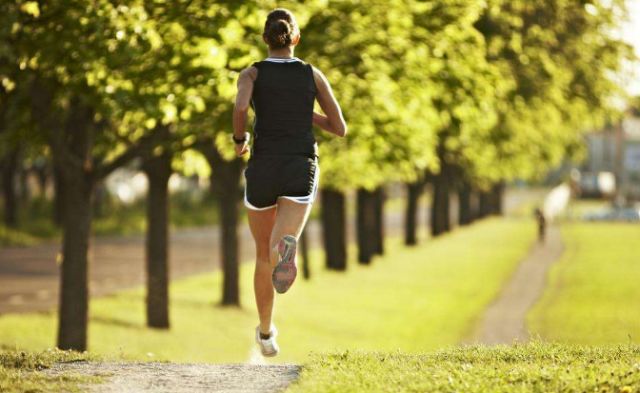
[232,8,347,357]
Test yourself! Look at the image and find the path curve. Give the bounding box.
[471,224,564,344]
[45,361,299,393]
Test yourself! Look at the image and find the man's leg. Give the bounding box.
[248,207,277,335]
[269,198,313,291]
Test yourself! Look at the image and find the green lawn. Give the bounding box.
[0,348,98,393]
[528,222,640,344]
[0,217,534,363]
[288,342,640,392]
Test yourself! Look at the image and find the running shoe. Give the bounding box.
[255,324,279,357]
[272,235,298,294]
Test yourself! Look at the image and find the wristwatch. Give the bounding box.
[232,132,250,144]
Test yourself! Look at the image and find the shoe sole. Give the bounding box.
[272,235,297,294]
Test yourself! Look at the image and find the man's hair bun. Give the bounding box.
[263,9,299,49]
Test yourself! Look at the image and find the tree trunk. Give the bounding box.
[57,169,93,351]
[356,188,376,265]
[300,227,311,280]
[142,151,172,329]
[321,188,347,271]
[54,98,95,352]
[201,144,243,307]
[92,182,107,218]
[33,159,49,197]
[53,165,65,227]
[458,180,472,226]
[491,182,505,215]
[404,180,423,246]
[478,190,492,218]
[430,169,450,237]
[1,147,19,228]
[373,186,385,255]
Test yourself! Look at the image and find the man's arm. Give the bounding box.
[232,67,257,155]
[312,66,347,137]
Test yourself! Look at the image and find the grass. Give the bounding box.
[0,347,99,393]
[528,222,640,344]
[0,217,534,363]
[0,224,38,247]
[288,342,640,392]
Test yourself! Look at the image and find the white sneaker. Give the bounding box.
[255,325,279,357]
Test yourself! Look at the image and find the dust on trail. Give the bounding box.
[470,224,564,344]
[45,361,300,393]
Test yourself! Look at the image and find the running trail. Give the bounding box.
[471,224,564,344]
[44,361,300,393]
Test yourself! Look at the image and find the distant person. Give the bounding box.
[534,207,546,243]
[232,8,347,357]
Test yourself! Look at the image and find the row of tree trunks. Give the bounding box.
[1,147,20,228]
[477,182,505,218]
[142,150,172,329]
[321,188,346,271]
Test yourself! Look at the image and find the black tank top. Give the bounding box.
[250,58,318,158]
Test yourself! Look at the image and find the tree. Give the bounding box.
[300,0,440,267]
[14,0,185,350]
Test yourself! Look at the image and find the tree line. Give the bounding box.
[0,0,630,351]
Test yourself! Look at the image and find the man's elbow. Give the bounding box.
[234,104,250,114]
[336,122,347,137]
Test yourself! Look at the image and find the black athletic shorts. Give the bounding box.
[243,155,320,210]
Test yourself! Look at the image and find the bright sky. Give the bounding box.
[620,0,640,95]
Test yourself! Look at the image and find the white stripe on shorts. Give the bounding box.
[279,160,320,205]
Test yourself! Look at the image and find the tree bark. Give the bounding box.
[1,147,20,228]
[491,182,505,215]
[53,98,95,352]
[53,165,65,226]
[373,186,385,255]
[321,188,347,271]
[478,190,492,218]
[356,188,376,265]
[430,168,451,237]
[142,151,172,329]
[404,180,423,246]
[458,180,472,226]
[300,227,311,280]
[200,143,243,307]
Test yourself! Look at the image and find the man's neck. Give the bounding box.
[268,48,294,59]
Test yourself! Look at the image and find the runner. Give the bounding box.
[232,8,347,357]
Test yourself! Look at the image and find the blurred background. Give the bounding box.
[0,0,638,362]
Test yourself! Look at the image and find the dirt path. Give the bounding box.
[471,224,564,344]
[45,361,300,393]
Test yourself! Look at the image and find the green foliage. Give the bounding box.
[289,343,640,393]
[0,0,631,188]
[0,217,534,362]
[473,0,632,184]
[528,222,640,344]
